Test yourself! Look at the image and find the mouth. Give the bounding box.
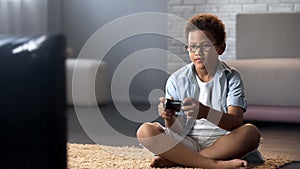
[195,57,204,62]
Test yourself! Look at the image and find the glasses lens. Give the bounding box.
[185,43,213,52]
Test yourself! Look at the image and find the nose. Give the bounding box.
[194,47,203,55]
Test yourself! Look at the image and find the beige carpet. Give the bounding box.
[67,143,292,169]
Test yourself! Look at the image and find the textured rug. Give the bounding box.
[67,143,292,169]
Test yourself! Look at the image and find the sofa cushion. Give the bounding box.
[226,58,300,107]
[66,59,109,106]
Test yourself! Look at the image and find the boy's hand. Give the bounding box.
[181,97,200,119]
[158,97,176,121]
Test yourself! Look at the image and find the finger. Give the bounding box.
[158,100,163,108]
[181,105,194,111]
[158,106,163,114]
[184,110,193,116]
[160,113,171,120]
[162,110,175,118]
[160,109,172,116]
[183,97,193,104]
[158,102,163,113]
[182,98,196,108]
[165,108,176,115]
[159,97,165,102]
[159,97,166,111]
[184,110,197,119]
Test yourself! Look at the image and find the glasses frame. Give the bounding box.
[185,43,218,53]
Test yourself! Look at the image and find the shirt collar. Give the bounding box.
[215,60,232,78]
[176,60,232,80]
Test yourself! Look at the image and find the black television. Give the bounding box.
[0,34,67,169]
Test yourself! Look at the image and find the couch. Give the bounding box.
[226,58,300,123]
[66,58,109,106]
[225,13,300,123]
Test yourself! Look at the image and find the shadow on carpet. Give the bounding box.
[67,143,292,169]
[279,161,300,169]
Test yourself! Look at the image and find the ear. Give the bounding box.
[217,42,226,55]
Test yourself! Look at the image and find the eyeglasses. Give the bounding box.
[185,42,216,52]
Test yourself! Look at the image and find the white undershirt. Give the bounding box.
[196,75,213,107]
[186,75,227,137]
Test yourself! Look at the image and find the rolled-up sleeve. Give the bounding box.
[226,70,247,112]
[165,76,177,99]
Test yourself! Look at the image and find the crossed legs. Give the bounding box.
[136,122,260,169]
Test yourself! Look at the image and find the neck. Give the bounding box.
[195,67,211,82]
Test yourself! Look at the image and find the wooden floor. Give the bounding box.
[67,105,300,161]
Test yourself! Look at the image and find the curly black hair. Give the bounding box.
[184,13,226,46]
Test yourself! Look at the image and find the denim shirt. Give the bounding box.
[165,60,247,132]
[164,63,266,164]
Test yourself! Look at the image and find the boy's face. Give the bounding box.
[187,30,219,76]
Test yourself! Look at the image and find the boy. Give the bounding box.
[137,13,264,169]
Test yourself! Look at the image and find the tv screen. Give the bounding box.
[0,34,67,169]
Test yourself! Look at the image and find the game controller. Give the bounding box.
[163,99,182,112]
